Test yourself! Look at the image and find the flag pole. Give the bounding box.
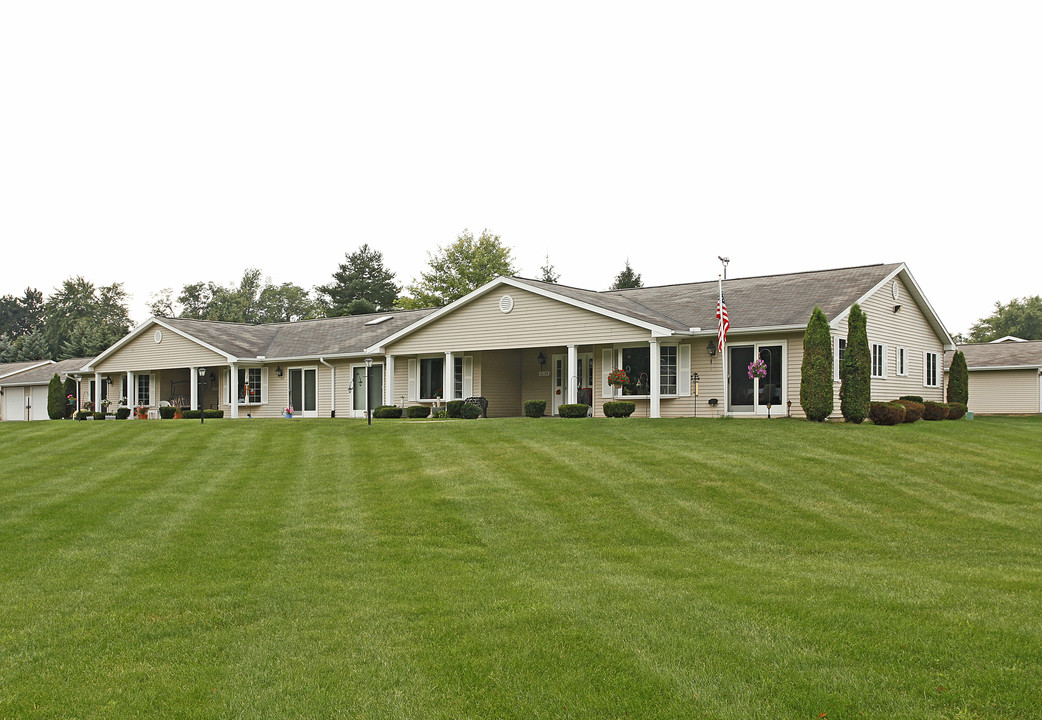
[717,273,724,352]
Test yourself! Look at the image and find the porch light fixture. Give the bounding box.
[275,365,283,378]
[364,356,373,426]
[197,367,207,424]
[537,352,546,367]
[706,342,717,363]
[893,304,902,313]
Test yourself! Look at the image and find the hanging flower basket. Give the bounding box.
[607,368,629,387]
[747,358,768,380]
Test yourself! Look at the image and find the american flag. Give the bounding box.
[716,292,729,352]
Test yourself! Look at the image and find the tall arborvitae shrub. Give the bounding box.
[840,303,871,423]
[800,305,833,421]
[947,350,969,405]
[47,373,66,420]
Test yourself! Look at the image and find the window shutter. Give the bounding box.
[602,348,613,398]
[463,356,473,398]
[261,367,269,404]
[226,369,231,405]
[407,359,417,401]
[678,344,691,396]
[922,351,928,386]
[149,373,157,405]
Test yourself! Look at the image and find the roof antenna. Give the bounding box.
[718,256,730,280]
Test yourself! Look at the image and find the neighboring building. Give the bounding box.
[0,359,88,421]
[2,262,956,421]
[947,341,1042,415]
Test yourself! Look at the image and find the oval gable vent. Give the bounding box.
[499,295,514,314]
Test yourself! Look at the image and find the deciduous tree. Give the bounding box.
[399,229,517,309]
[966,296,1042,342]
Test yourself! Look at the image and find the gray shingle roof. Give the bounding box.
[160,308,437,360]
[0,358,92,385]
[0,360,53,380]
[515,263,903,332]
[952,340,1042,369]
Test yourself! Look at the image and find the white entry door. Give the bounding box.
[288,368,318,418]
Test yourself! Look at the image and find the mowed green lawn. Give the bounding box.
[1,415,1040,719]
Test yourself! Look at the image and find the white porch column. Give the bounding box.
[93,372,102,410]
[189,367,198,412]
[385,354,395,406]
[567,345,578,405]
[127,371,135,409]
[444,351,455,401]
[649,338,661,419]
[229,363,238,418]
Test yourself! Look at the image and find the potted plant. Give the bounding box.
[100,398,112,415]
[134,405,148,420]
[283,406,294,419]
[82,400,94,413]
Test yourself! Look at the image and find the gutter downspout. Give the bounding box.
[320,357,335,418]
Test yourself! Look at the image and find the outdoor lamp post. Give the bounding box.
[364,356,372,426]
[198,367,206,424]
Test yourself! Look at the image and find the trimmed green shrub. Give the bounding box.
[840,303,871,424]
[922,401,950,421]
[115,407,131,420]
[894,399,924,423]
[800,305,833,421]
[203,409,224,419]
[92,412,106,421]
[869,402,906,426]
[406,405,431,419]
[158,406,177,419]
[947,351,969,405]
[558,403,589,418]
[899,395,924,403]
[181,410,202,419]
[75,410,90,421]
[48,374,67,420]
[460,403,482,419]
[446,400,466,418]
[524,400,546,418]
[373,405,403,419]
[432,410,448,419]
[603,401,637,418]
[946,402,968,420]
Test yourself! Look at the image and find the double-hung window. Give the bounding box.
[923,352,939,387]
[238,368,262,403]
[834,338,846,381]
[454,357,464,399]
[871,343,886,378]
[660,346,678,395]
[136,375,150,406]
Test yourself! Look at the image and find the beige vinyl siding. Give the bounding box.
[95,325,226,372]
[967,369,1040,414]
[385,287,650,355]
[831,276,946,405]
[479,349,523,417]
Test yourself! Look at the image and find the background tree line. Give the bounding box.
[3,228,1035,364]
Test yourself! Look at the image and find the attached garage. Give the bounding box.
[0,358,92,422]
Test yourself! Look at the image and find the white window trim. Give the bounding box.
[413,355,471,402]
[833,337,846,382]
[616,344,682,398]
[228,365,268,406]
[870,342,888,379]
[923,351,939,388]
[896,347,908,377]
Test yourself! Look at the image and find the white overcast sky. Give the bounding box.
[2,1,1039,336]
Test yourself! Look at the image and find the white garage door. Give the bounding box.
[29,386,49,421]
[3,387,27,422]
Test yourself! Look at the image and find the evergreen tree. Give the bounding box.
[0,333,13,362]
[610,260,643,290]
[799,305,833,421]
[15,330,50,361]
[539,255,560,283]
[947,350,969,404]
[48,373,67,420]
[840,303,871,423]
[317,244,400,315]
[399,229,517,309]
[42,277,130,358]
